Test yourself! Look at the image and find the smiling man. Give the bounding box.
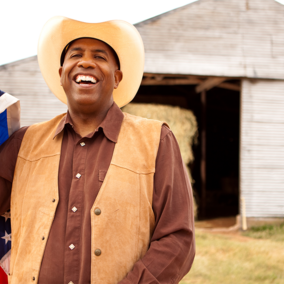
[0,17,195,284]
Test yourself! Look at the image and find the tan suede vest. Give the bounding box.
[9,112,163,284]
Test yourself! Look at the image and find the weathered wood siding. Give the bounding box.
[136,0,284,80]
[0,56,67,126]
[241,79,284,217]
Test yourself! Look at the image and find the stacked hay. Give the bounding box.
[123,103,198,216]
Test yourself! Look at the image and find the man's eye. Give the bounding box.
[95,55,106,60]
[71,54,81,58]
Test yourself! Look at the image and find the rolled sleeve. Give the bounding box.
[118,125,195,284]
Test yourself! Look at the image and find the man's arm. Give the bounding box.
[0,128,28,215]
[118,125,195,284]
[0,90,25,215]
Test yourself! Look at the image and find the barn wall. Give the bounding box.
[0,56,67,126]
[136,0,284,79]
[241,79,284,217]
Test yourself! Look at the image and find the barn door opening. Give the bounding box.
[196,81,241,219]
[132,75,240,220]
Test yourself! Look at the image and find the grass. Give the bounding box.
[180,228,284,284]
[243,223,284,242]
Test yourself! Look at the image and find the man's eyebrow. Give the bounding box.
[91,49,108,56]
[69,47,84,52]
[68,47,108,56]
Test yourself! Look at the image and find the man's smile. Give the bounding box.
[74,74,98,86]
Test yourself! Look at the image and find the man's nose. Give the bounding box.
[78,59,96,69]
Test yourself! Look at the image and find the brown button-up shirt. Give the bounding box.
[0,103,195,284]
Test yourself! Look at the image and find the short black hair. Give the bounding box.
[60,37,120,69]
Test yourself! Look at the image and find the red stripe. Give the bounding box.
[0,267,8,284]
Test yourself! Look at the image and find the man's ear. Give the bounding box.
[59,67,63,86]
[114,70,123,89]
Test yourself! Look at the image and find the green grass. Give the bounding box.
[243,223,284,242]
[180,229,284,284]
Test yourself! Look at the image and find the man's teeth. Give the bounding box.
[75,75,97,83]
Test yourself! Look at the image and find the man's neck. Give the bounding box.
[68,104,112,137]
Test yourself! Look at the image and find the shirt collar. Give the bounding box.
[53,102,124,143]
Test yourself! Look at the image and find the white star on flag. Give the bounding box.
[1,232,11,245]
[1,212,10,222]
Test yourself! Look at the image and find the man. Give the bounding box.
[0,16,195,284]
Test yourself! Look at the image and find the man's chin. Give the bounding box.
[70,93,100,105]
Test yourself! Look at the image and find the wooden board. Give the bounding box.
[240,79,284,217]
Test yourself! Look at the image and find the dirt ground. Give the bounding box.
[195,216,237,229]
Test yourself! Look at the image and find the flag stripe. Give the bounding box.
[0,267,8,283]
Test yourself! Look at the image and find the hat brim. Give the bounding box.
[38,16,145,108]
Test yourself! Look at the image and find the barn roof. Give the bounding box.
[135,0,284,80]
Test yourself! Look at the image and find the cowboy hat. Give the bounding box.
[38,16,144,108]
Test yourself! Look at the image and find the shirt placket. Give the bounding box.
[64,137,88,284]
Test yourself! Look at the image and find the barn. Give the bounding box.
[0,0,284,225]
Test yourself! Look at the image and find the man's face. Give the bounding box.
[59,38,123,113]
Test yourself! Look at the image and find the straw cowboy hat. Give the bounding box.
[38,16,145,108]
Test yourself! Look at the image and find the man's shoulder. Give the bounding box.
[28,113,66,131]
[6,114,66,146]
[18,113,66,152]
[122,112,172,142]
[9,126,29,141]
[160,124,172,141]
[122,112,167,128]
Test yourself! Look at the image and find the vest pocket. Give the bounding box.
[98,170,107,189]
[99,170,106,182]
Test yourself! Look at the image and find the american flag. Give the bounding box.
[0,90,20,284]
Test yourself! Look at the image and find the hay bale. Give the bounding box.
[123,103,198,165]
[123,103,198,216]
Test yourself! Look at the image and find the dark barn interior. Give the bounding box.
[132,79,240,219]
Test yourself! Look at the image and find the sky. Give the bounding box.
[1,0,284,66]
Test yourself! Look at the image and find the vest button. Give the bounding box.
[32,276,35,281]
[95,249,101,256]
[52,199,56,202]
[94,208,101,215]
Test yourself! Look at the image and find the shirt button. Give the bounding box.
[69,244,75,250]
[95,249,101,256]
[80,142,86,147]
[76,173,81,179]
[72,207,78,213]
[94,208,101,215]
